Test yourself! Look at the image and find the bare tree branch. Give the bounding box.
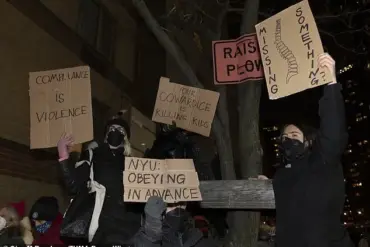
[132,0,236,180]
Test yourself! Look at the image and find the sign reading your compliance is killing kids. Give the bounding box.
[212,33,264,85]
[29,66,93,149]
[152,77,219,137]
[255,0,333,99]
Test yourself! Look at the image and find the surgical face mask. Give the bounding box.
[281,138,306,161]
[0,216,7,231]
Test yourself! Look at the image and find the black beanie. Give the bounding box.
[29,196,59,222]
[105,117,131,139]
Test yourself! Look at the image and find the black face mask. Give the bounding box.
[281,138,306,161]
[107,131,124,147]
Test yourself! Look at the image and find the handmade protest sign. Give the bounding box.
[152,77,219,137]
[124,157,202,203]
[255,0,333,99]
[29,66,93,149]
[212,33,264,85]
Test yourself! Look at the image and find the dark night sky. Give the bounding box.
[227,0,369,127]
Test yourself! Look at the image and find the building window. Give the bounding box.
[77,0,100,46]
[77,0,117,61]
[96,7,117,60]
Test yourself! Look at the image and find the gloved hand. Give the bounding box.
[57,133,74,160]
[145,196,166,219]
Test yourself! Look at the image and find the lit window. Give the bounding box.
[344,212,347,216]
[364,140,368,144]
[358,211,362,215]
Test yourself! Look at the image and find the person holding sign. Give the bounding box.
[57,110,142,244]
[145,123,215,181]
[272,54,354,247]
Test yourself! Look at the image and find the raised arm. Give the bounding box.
[315,54,348,165]
[57,134,90,195]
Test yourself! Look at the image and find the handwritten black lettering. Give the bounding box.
[158,92,211,112]
[35,105,87,123]
[259,26,278,95]
[144,188,200,201]
[192,117,209,129]
[155,109,187,121]
[55,92,64,103]
[127,188,141,201]
[127,158,159,171]
[223,47,232,59]
[35,70,89,85]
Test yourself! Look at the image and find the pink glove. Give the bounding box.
[57,133,74,161]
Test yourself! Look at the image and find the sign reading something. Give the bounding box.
[124,157,202,203]
[255,0,333,99]
[29,66,93,149]
[212,33,264,85]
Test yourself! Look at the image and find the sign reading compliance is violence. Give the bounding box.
[29,66,93,149]
[212,33,264,85]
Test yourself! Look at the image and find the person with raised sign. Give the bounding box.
[57,110,142,245]
[145,123,215,181]
[271,53,354,246]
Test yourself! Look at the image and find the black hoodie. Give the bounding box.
[273,84,354,247]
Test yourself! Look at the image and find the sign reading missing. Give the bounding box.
[29,66,93,149]
[124,157,202,203]
[152,77,219,137]
[212,33,264,85]
[255,0,333,99]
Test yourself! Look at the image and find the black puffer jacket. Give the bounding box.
[59,143,142,244]
[273,84,354,247]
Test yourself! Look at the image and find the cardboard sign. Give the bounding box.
[29,66,93,149]
[152,77,219,137]
[124,157,202,203]
[255,0,333,99]
[212,33,264,85]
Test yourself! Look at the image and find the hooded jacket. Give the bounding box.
[273,84,354,247]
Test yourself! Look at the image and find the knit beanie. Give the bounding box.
[29,196,59,222]
[105,110,131,138]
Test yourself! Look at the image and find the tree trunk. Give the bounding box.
[227,0,264,246]
[131,0,236,180]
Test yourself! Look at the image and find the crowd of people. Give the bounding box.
[0,53,358,246]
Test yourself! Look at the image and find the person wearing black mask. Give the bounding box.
[272,53,354,247]
[57,110,142,244]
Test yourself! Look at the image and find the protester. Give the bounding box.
[131,196,165,247]
[29,196,63,245]
[271,53,354,246]
[57,110,142,244]
[145,123,215,181]
[0,204,24,245]
[161,203,217,247]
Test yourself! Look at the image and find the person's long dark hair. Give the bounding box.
[274,123,318,168]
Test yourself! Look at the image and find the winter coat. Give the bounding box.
[273,84,354,247]
[33,213,64,245]
[162,209,217,247]
[0,227,24,246]
[59,143,142,244]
